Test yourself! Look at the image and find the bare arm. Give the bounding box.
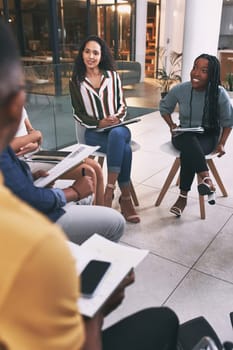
[82,314,103,350]
[32,169,95,203]
[24,117,34,132]
[161,113,178,133]
[214,127,232,157]
[10,129,42,154]
[81,270,135,350]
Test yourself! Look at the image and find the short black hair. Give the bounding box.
[0,19,22,102]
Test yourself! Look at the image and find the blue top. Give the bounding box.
[0,146,66,222]
[160,81,233,128]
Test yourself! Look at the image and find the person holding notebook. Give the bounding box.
[11,107,105,205]
[70,35,140,223]
[160,53,233,217]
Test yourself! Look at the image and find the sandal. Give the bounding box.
[119,196,140,224]
[208,192,216,205]
[170,194,187,217]
[198,177,216,196]
[104,184,115,207]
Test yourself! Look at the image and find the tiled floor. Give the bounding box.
[29,78,233,343]
[103,109,233,343]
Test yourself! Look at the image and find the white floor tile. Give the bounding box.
[165,270,233,343]
[104,252,188,329]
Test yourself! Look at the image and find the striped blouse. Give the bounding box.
[69,70,127,128]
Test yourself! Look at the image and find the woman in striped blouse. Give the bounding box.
[70,35,140,223]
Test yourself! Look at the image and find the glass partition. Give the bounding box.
[24,63,76,150]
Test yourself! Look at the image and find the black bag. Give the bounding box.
[178,313,233,350]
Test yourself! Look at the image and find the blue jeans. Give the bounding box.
[85,126,132,187]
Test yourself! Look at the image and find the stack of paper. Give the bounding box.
[67,234,148,317]
[30,150,71,162]
[172,126,204,133]
[34,144,100,188]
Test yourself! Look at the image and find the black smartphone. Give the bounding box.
[80,259,111,298]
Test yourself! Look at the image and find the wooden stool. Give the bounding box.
[155,142,228,219]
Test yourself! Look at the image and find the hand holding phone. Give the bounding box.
[101,269,135,316]
[81,259,111,298]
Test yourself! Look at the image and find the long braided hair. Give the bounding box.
[191,53,221,133]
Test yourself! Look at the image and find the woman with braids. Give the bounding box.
[159,53,233,217]
[70,35,140,223]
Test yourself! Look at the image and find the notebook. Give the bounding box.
[67,234,148,317]
[172,126,204,133]
[34,144,99,187]
[95,117,141,132]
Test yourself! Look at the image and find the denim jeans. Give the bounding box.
[85,126,132,187]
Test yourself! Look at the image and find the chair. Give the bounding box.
[74,117,140,206]
[191,337,219,350]
[178,316,223,350]
[155,142,228,219]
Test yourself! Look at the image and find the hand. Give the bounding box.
[16,142,40,157]
[98,116,120,128]
[101,269,135,317]
[214,143,226,157]
[71,176,94,199]
[170,123,178,133]
[28,129,43,146]
[32,169,49,181]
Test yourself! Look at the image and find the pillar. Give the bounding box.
[182,0,223,81]
[135,0,147,81]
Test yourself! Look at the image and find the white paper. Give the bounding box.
[172,126,204,133]
[67,234,148,318]
[33,144,99,187]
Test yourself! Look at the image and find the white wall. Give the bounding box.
[135,0,147,81]
[159,0,185,54]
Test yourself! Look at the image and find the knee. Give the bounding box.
[109,210,125,241]
[82,164,96,178]
[85,159,103,176]
[160,307,179,327]
[110,127,131,141]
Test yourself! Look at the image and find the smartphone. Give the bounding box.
[80,259,111,298]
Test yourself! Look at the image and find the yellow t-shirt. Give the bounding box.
[0,173,84,350]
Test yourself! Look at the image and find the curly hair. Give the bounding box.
[190,53,221,132]
[72,35,116,84]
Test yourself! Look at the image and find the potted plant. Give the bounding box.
[156,48,182,98]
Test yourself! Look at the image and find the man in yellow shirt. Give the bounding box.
[0,19,179,350]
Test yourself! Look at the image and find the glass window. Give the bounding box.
[61,0,89,59]
[97,0,135,61]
